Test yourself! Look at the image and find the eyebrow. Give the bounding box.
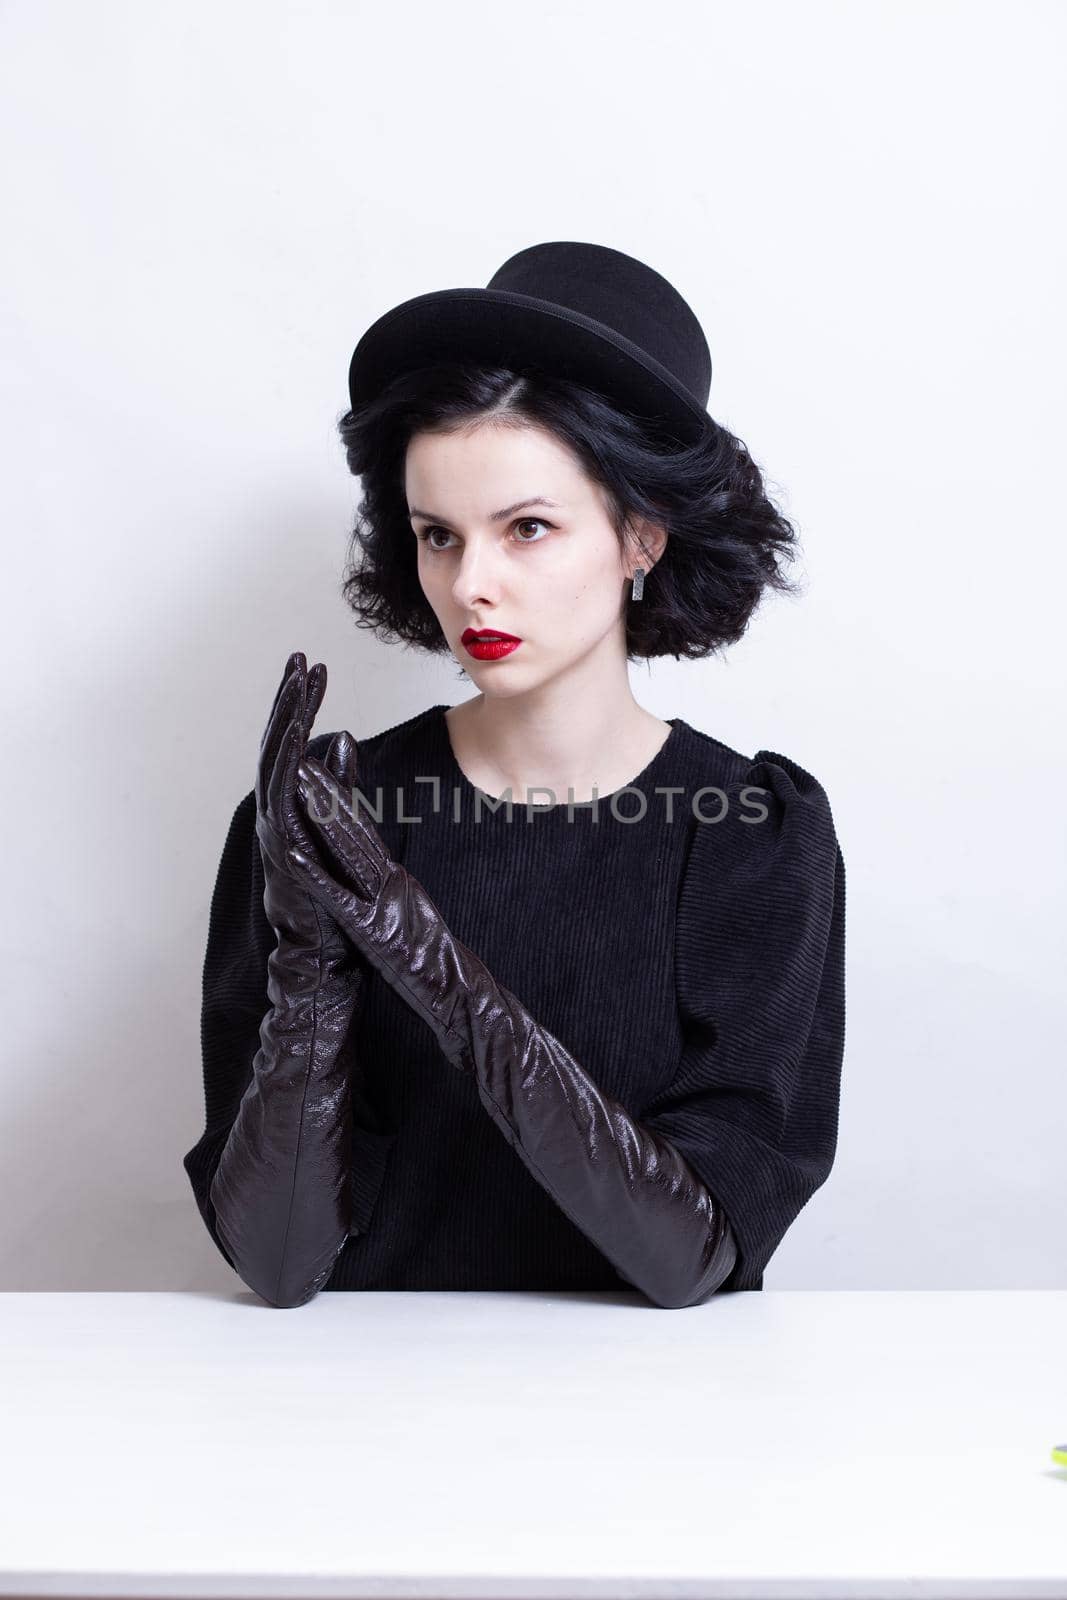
[407,496,563,526]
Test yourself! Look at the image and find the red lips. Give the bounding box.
[461,627,523,661]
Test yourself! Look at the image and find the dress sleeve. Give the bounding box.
[640,750,847,1290]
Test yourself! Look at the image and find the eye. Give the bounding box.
[513,518,552,543]
[414,525,456,551]
[414,518,555,550]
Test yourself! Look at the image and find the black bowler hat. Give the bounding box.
[347,240,714,447]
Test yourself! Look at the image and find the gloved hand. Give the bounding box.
[208,652,368,1307]
[286,743,738,1309]
[254,653,357,971]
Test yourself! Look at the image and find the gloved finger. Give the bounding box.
[258,658,302,813]
[323,728,357,792]
[301,661,327,738]
[286,723,349,859]
[286,843,377,931]
[278,661,324,823]
[266,651,300,728]
[258,655,306,816]
[265,652,305,748]
[267,712,305,837]
[295,754,388,898]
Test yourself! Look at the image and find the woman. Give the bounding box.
[183,241,846,1310]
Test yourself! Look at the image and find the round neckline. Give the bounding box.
[432,703,684,812]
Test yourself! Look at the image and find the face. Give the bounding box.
[405,419,661,696]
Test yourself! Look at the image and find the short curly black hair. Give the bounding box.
[336,362,802,665]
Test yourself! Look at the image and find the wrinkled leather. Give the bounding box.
[291,750,739,1310]
[208,654,366,1308]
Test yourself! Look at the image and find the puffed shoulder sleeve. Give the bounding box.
[640,750,846,1291]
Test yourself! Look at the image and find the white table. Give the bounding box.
[0,1290,1064,1598]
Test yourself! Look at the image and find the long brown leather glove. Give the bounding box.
[285,746,738,1310]
[207,652,366,1308]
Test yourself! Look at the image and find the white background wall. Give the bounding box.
[2,0,1062,1291]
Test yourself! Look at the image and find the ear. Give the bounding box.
[627,516,669,576]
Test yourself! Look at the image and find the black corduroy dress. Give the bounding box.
[184,703,846,1293]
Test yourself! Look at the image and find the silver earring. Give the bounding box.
[631,567,645,602]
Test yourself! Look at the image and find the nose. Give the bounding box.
[450,535,502,611]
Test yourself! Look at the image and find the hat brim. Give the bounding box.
[347,288,712,446]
